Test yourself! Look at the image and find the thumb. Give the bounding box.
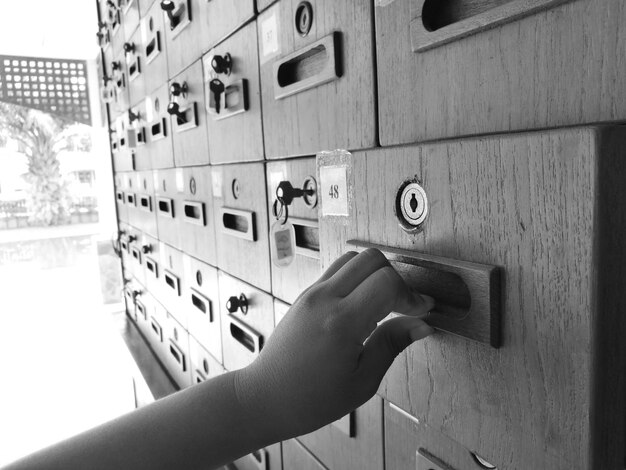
[357,317,434,386]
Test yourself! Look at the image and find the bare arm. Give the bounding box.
[4,249,434,470]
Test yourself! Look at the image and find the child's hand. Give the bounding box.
[235,248,434,441]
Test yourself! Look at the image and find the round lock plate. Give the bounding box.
[203,359,209,374]
[162,179,167,191]
[232,179,240,199]
[154,98,160,112]
[395,180,428,232]
[143,178,147,190]
[295,1,313,36]
[189,177,196,195]
[173,328,178,341]
[196,270,203,286]
[302,176,318,208]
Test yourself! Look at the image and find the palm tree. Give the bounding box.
[0,103,91,226]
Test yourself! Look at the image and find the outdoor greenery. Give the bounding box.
[0,103,91,226]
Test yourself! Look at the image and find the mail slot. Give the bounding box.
[317,127,626,469]
[213,163,270,292]
[128,171,158,238]
[163,0,206,78]
[266,158,320,303]
[144,84,175,169]
[169,60,210,167]
[375,0,626,146]
[183,254,222,363]
[163,311,192,389]
[141,1,168,96]
[258,1,376,158]
[180,166,217,267]
[156,242,188,329]
[218,271,274,372]
[203,21,264,164]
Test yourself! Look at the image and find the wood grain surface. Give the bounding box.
[375,0,626,146]
[282,439,327,470]
[164,0,207,78]
[212,162,271,292]
[217,271,275,372]
[296,396,384,470]
[258,0,377,158]
[200,0,255,50]
[203,21,264,164]
[141,0,169,96]
[170,60,211,167]
[317,126,626,469]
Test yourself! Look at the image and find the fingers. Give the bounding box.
[344,265,435,331]
[326,248,390,297]
[357,316,434,386]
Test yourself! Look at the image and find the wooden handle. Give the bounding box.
[228,315,263,355]
[220,207,256,241]
[347,241,501,347]
[273,32,342,100]
[183,201,205,226]
[410,0,571,52]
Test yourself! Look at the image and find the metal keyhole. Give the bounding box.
[396,180,428,233]
[295,1,313,36]
[232,179,240,199]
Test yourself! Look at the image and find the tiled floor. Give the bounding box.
[0,229,137,466]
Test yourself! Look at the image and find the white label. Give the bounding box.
[175,169,185,193]
[260,12,279,59]
[269,166,286,195]
[211,169,223,199]
[320,165,349,217]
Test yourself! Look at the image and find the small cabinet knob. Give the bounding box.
[127,234,137,243]
[141,244,152,254]
[111,61,121,71]
[128,109,140,123]
[211,53,232,75]
[169,81,187,97]
[226,294,248,314]
[123,42,135,54]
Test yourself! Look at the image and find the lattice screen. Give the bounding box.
[0,55,92,125]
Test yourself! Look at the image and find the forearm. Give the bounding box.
[5,370,278,470]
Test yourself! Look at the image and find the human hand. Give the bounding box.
[235,248,434,441]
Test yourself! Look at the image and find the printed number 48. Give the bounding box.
[328,185,340,199]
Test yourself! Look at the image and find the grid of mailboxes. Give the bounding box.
[99,0,626,469]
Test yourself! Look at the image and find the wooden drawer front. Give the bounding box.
[203,21,264,164]
[138,0,157,19]
[376,0,626,146]
[297,396,384,470]
[141,1,169,96]
[144,84,175,169]
[145,296,169,366]
[282,440,327,470]
[266,157,320,303]
[170,60,210,167]
[163,0,207,78]
[134,291,157,341]
[108,48,130,120]
[256,0,278,13]
[200,0,256,51]
[128,171,158,238]
[184,255,222,363]
[107,1,126,57]
[189,335,224,385]
[179,166,218,266]
[114,174,130,222]
[258,0,376,158]
[126,101,149,170]
[123,277,143,323]
[156,242,188,329]
[120,0,140,42]
[163,311,192,389]
[317,127,626,469]
[230,444,282,470]
[384,400,498,470]
[213,163,271,292]
[218,271,275,372]
[154,168,183,250]
[125,26,146,107]
[112,113,135,172]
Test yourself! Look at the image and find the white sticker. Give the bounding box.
[260,12,280,60]
[211,169,223,199]
[175,168,185,193]
[145,96,154,123]
[269,166,286,195]
[320,165,349,217]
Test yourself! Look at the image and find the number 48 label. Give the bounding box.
[320,165,349,216]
